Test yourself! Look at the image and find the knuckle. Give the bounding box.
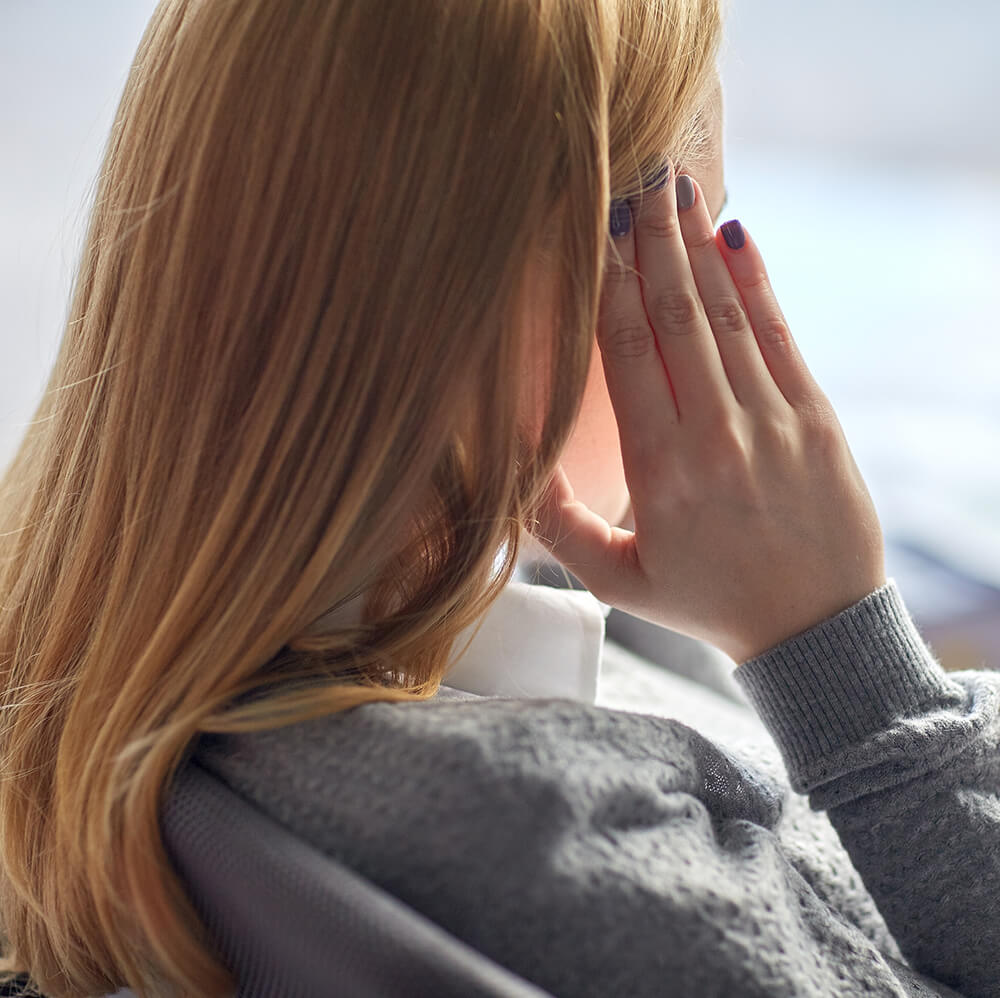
[757,403,842,464]
[597,321,657,360]
[702,419,751,481]
[650,290,702,333]
[601,269,634,302]
[739,271,771,295]
[685,227,717,253]
[757,316,793,351]
[603,256,635,290]
[705,299,748,339]
[640,213,681,241]
[757,413,799,453]
[794,399,842,450]
[799,399,839,438]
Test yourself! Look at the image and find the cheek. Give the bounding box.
[514,265,630,524]
[557,345,631,523]
[571,347,620,455]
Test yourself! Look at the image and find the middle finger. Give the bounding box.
[631,163,734,421]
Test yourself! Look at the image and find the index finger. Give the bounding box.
[597,199,680,469]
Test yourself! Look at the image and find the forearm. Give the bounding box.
[735,581,1000,998]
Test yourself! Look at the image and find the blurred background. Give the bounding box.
[2,1,998,670]
[719,0,1000,669]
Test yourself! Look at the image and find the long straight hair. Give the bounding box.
[0,0,721,993]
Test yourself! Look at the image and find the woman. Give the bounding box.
[0,0,996,995]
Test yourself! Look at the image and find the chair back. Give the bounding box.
[158,761,555,998]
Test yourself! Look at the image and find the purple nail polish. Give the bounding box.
[721,219,745,250]
[609,199,632,238]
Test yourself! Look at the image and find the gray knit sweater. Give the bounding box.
[196,582,1000,997]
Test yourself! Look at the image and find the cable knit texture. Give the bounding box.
[188,581,999,997]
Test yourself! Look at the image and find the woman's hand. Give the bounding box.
[529,170,886,664]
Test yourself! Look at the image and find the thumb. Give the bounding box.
[528,464,636,603]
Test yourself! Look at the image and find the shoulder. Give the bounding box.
[194,694,782,850]
[189,694,792,997]
[198,695,701,791]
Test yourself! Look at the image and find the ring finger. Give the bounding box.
[674,174,784,410]
[597,201,681,468]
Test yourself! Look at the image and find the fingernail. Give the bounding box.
[721,219,745,250]
[609,199,632,238]
[675,174,695,211]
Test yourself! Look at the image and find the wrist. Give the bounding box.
[734,576,889,665]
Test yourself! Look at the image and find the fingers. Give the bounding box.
[674,175,785,411]
[715,220,824,410]
[597,158,825,509]
[629,164,733,421]
[597,200,680,474]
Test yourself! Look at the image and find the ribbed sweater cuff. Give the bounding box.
[732,580,959,793]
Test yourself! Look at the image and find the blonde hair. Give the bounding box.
[0,0,721,993]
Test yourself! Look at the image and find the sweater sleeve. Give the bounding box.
[734,579,1000,998]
